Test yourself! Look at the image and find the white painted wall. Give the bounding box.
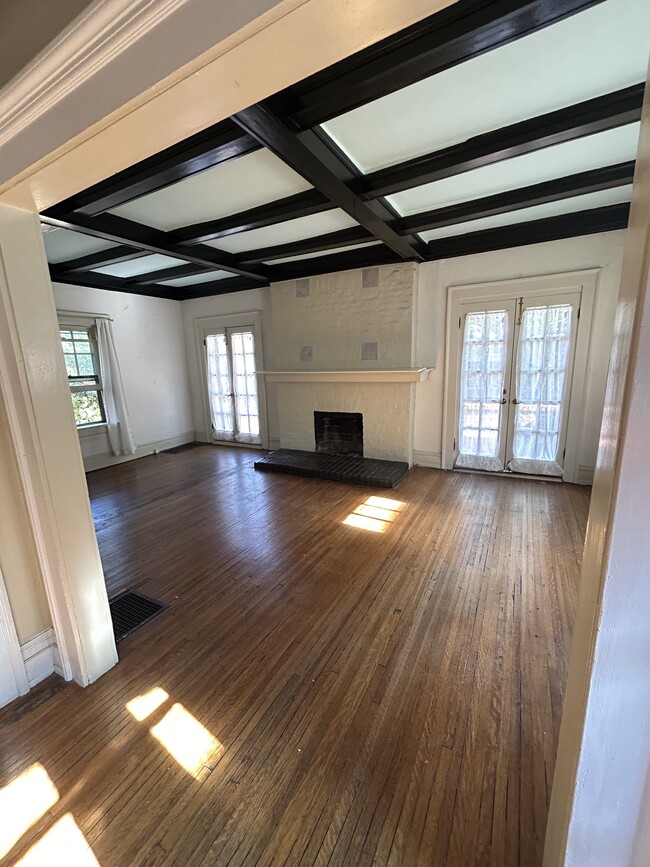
[413,231,627,479]
[53,283,194,470]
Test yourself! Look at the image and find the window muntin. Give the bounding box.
[60,326,106,426]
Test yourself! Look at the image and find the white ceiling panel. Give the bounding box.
[268,242,381,265]
[389,124,640,216]
[323,0,650,172]
[208,209,358,255]
[163,270,231,287]
[420,185,633,243]
[43,228,117,263]
[109,149,313,230]
[92,254,187,278]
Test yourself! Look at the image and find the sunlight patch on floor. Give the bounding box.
[0,764,59,858]
[126,687,169,721]
[342,495,405,533]
[15,814,100,866]
[150,703,223,776]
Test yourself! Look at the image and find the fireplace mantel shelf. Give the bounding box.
[258,368,433,383]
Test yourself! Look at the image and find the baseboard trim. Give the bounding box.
[577,464,595,486]
[268,436,281,451]
[413,450,442,469]
[21,627,62,687]
[83,431,195,472]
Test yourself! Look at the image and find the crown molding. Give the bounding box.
[0,0,192,148]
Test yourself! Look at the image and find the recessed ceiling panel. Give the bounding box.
[109,149,313,230]
[92,254,187,278]
[163,270,230,287]
[419,185,633,243]
[389,123,641,216]
[208,209,359,255]
[43,228,117,263]
[323,0,650,172]
[268,242,381,265]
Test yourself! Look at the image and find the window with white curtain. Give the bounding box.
[508,304,573,476]
[456,309,508,472]
[59,325,106,427]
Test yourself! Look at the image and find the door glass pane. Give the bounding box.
[230,330,260,443]
[206,333,235,439]
[509,304,573,475]
[456,310,508,472]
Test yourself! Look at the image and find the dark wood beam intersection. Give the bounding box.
[40,212,269,282]
[363,85,643,199]
[232,103,423,261]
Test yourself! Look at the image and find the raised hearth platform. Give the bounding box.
[254,449,409,488]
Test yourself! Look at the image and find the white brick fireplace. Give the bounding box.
[264,263,430,465]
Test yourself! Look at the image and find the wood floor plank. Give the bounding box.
[0,446,590,867]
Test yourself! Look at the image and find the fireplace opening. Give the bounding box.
[314,411,363,457]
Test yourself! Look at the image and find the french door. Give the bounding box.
[455,291,580,477]
[205,326,261,445]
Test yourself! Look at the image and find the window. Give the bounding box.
[59,326,105,426]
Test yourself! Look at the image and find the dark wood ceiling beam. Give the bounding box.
[274,0,607,129]
[49,266,182,300]
[170,275,269,300]
[398,162,635,235]
[126,263,214,286]
[51,245,148,274]
[363,85,644,199]
[40,212,269,281]
[170,189,332,246]
[267,244,402,282]
[425,202,630,260]
[232,104,422,261]
[235,226,373,264]
[46,121,260,218]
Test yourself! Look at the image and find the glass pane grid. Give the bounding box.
[60,326,105,425]
[458,311,507,464]
[230,331,259,437]
[513,304,573,464]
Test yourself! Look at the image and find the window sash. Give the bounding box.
[60,325,106,426]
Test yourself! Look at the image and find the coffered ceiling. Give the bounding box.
[41,0,649,300]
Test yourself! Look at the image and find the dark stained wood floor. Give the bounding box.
[0,446,590,867]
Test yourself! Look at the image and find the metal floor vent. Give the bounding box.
[109,590,166,642]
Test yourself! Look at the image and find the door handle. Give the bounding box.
[512,399,520,405]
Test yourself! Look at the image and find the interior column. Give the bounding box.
[0,203,117,686]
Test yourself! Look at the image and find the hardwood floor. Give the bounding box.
[0,446,590,867]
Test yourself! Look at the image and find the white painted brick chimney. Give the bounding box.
[269,263,419,463]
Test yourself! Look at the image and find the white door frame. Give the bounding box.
[0,564,29,706]
[194,311,269,449]
[442,269,599,484]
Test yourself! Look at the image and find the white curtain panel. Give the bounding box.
[507,304,572,477]
[456,310,507,472]
[206,333,236,440]
[96,318,136,456]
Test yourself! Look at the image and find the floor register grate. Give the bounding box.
[109,590,166,642]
